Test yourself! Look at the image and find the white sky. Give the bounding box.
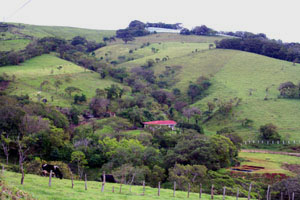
[1,0,299,42]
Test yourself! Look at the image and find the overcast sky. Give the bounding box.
[1,0,299,42]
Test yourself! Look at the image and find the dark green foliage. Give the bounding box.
[259,123,281,141]
[165,134,238,170]
[177,122,203,133]
[278,81,300,98]
[146,22,182,30]
[191,25,217,36]
[74,94,86,104]
[69,106,80,125]
[216,37,300,63]
[180,28,191,35]
[108,67,128,83]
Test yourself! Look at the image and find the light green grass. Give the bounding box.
[1,171,246,200]
[0,39,31,51]
[10,23,115,42]
[0,54,120,107]
[239,152,300,176]
[190,51,300,141]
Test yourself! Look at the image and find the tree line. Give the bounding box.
[215,33,300,63]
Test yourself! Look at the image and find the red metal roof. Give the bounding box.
[143,120,177,125]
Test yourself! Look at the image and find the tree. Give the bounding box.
[116,29,135,43]
[105,84,123,99]
[259,123,281,141]
[71,150,87,179]
[65,86,81,97]
[187,83,202,103]
[169,164,207,190]
[182,107,201,123]
[0,132,11,164]
[16,130,38,184]
[71,36,87,46]
[89,98,110,117]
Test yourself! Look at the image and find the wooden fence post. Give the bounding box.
[49,170,52,187]
[223,186,226,200]
[236,188,239,200]
[85,174,87,190]
[280,192,283,200]
[292,192,295,200]
[199,183,202,199]
[119,183,122,193]
[187,183,190,198]
[142,181,145,196]
[173,181,176,197]
[158,182,161,196]
[101,171,105,192]
[112,186,114,193]
[248,182,252,200]
[71,173,74,188]
[211,185,214,200]
[266,185,270,200]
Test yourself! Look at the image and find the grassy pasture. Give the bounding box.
[0,39,31,51]
[1,171,246,200]
[191,51,300,141]
[239,152,300,176]
[10,23,115,42]
[0,54,120,107]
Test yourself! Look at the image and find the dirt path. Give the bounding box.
[241,149,300,157]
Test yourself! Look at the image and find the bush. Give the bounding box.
[259,123,281,141]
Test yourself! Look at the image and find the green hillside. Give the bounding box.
[1,171,246,200]
[100,36,300,141]
[0,54,120,107]
[2,29,300,140]
[0,23,115,51]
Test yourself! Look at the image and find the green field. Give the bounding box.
[1,171,246,200]
[0,39,31,51]
[239,152,300,176]
[0,54,120,107]
[0,23,115,51]
[9,23,115,42]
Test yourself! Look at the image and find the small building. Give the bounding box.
[143,120,177,130]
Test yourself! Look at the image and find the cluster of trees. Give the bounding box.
[278,81,300,99]
[116,20,150,43]
[0,92,247,192]
[216,36,300,63]
[145,22,182,30]
[0,36,106,67]
[180,25,217,36]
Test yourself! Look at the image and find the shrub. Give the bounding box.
[259,123,281,141]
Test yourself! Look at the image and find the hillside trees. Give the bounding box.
[187,76,211,103]
[216,37,300,63]
[165,135,238,170]
[169,164,207,190]
[116,20,150,43]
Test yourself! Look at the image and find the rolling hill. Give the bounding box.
[1,23,300,141]
[0,54,120,107]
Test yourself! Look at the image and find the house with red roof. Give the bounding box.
[143,120,177,130]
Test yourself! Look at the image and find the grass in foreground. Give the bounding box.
[238,152,300,176]
[1,171,247,200]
